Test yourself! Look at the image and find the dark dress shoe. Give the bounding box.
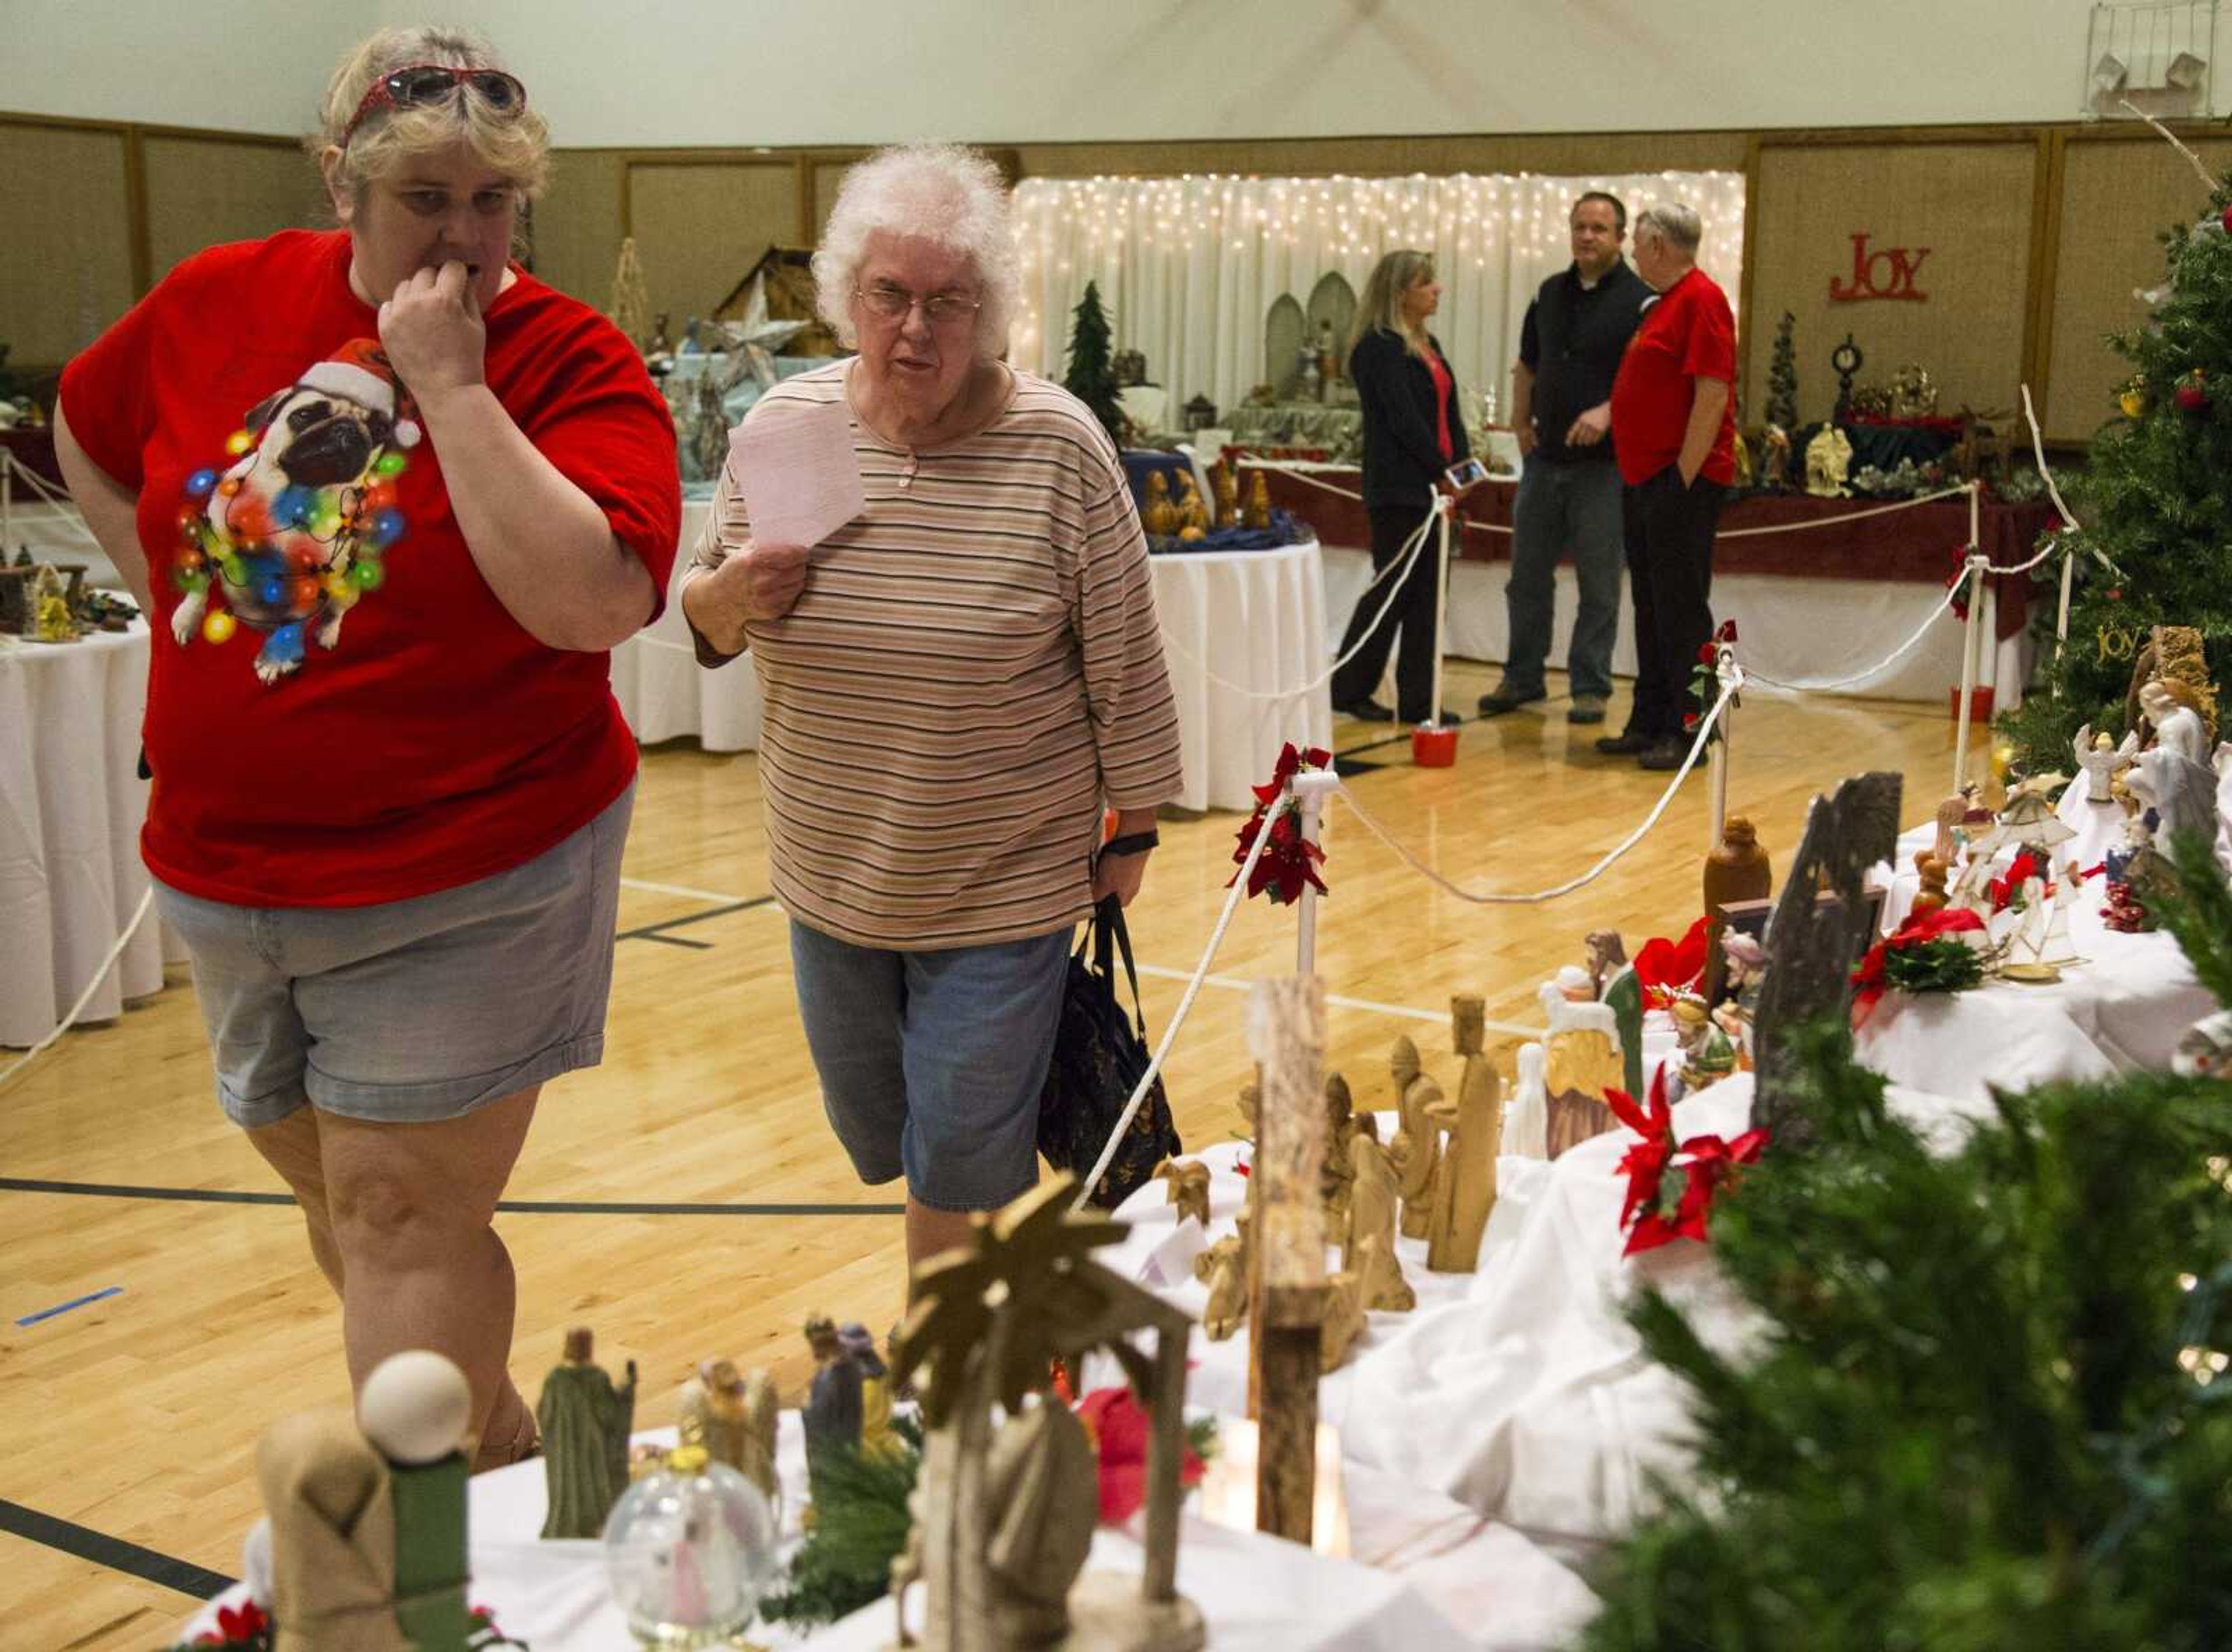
[1594,731,1648,756]
[1475,684,1544,717]
[1636,737,1689,771]
[1337,698,1396,723]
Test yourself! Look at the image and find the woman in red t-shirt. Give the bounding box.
[53,27,679,1465]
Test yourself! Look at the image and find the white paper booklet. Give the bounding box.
[729,398,865,550]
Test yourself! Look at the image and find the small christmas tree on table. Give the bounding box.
[1064,281,1126,451]
[1765,312,1798,431]
[2000,149,2232,774]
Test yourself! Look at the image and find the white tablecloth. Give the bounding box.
[611,504,1333,813]
[186,1411,1477,1652]
[1857,822,2212,1100]
[1097,1070,1991,1575]
[1321,547,2030,709]
[0,624,183,1048]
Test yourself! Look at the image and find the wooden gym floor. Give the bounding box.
[1,661,1964,1649]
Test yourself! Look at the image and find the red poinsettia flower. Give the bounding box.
[1605,1069,1675,1230]
[1632,916,1711,1007]
[196,1599,269,1647]
[1607,1070,1770,1255]
[1988,850,2041,912]
[1229,742,1332,905]
[1716,619,1739,644]
[1850,905,1987,1028]
[1076,1386,1204,1525]
[1670,1127,1770,1241]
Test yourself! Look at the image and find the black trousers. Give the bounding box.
[1620,468,1723,741]
[1330,502,1442,719]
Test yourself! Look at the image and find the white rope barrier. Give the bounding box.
[1071,783,1281,1211]
[1332,667,1742,905]
[1246,458,1983,542]
[1150,509,1438,703]
[0,887,156,1092]
[1740,560,1978,693]
[0,452,106,551]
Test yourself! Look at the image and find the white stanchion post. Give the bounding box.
[2056,546,2075,659]
[1290,771,1340,977]
[1426,496,1453,725]
[1708,641,1736,850]
[2,453,13,559]
[1952,555,1987,793]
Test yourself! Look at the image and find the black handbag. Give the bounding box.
[1037,895,1182,1210]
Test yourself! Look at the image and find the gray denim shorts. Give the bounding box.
[153,784,635,1128]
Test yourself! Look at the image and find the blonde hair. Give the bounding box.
[813,145,1020,356]
[312,27,550,206]
[1351,249,1436,360]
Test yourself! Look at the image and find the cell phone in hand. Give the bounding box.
[1444,457,1489,490]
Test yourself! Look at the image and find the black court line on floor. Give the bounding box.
[614,893,777,945]
[0,1497,235,1601]
[0,1177,905,1217]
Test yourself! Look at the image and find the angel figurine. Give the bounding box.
[2073,724,2140,803]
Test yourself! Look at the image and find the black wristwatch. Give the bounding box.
[1100,829,1160,858]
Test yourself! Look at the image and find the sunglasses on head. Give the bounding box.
[342,64,526,147]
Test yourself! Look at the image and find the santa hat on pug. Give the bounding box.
[295,338,421,448]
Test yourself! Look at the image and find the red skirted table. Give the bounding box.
[1245,460,2061,705]
[1247,463,2059,643]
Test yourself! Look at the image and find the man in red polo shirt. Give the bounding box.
[1604,202,1737,771]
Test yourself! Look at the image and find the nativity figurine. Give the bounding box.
[1153,1157,1212,1230]
[538,1326,638,1539]
[678,1357,780,1506]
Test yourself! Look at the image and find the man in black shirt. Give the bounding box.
[1478,192,1652,725]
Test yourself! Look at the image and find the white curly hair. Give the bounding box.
[812,145,1019,355]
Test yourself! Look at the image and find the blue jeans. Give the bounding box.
[788,920,1073,1211]
[1503,457,1625,700]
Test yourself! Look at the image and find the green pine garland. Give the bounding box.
[759,1417,923,1628]
[2000,181,2232,775]
[1880,935,1986,994]
[1580,839,2232,1652]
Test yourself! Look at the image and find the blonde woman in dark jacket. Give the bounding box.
[1330,249,1472,725]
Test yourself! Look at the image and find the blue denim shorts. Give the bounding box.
[153,784,635,1128]
[787,919,1072,1212]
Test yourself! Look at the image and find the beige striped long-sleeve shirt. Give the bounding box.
[682,362,1183,950]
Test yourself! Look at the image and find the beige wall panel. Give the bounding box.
[627,161,797,328]
[1011,130,1748,179]
[2044,135,2232,439]
[142,136,324,283]
[532,148,624,306]
[1745,142,2036,425]
[813,161,852,239]
[0,122,135,366]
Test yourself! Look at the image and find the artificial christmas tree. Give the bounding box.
[1580,834,2232,1652]
[2001,160,2232,774]
[1764,312,1798,432]
[1063,281,1127,452]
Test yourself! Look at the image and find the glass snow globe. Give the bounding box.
[602,1445,779,1648]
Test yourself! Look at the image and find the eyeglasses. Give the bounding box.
[853,284,982,329]
[342,64,527,147]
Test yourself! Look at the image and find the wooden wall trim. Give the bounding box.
[121,127,151,295]
[2022,131,2069,409]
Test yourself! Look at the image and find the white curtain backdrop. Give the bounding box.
[1010,171,1748,421]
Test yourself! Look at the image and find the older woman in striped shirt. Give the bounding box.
[681,145,1182,1272]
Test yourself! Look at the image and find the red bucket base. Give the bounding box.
[1412,724,1460,766]
[1948,685,1996,724]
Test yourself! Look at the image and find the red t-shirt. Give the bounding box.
[59,230,681,907]
[1424,346,1455,464]
[1608,266,1738,488]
